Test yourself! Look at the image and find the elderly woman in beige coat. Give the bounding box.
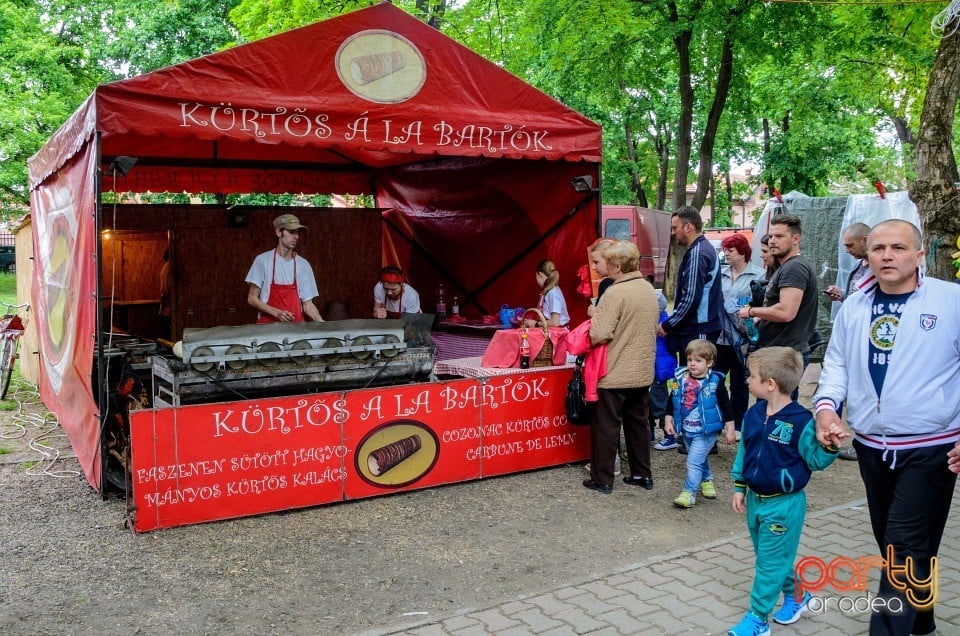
[583,240,660,494]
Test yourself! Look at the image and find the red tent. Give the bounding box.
[28,1,601,492]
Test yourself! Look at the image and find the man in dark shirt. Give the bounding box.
[739,214,818,367]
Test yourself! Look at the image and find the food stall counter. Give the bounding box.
[129,361,588,532]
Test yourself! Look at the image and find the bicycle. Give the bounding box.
[0,303,29,400]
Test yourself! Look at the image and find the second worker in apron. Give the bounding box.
[373,265,421,318]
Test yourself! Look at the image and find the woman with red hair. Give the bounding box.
[716,233,764,431]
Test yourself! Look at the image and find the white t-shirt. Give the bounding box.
[245,249,319,302]
[373,282,422,314]
[539,287,570,327]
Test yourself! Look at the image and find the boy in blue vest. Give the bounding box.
[728,346,839,636]
[664,340,735,508]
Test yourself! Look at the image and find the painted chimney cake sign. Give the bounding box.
[335,30,427,104]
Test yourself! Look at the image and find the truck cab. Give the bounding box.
[600,205,672,287]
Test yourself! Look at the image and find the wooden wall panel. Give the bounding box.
[108,205,382,340]
[14,221,39,384]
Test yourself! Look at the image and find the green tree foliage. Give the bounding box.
[1,0,956,230]
[0,0,243,213]
[52,0,242,78]
[0,0,95,210]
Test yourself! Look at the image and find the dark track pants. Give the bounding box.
[855,439,957,636]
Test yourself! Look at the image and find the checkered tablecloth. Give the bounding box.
[433,356,572,379]
[431,331,497,361]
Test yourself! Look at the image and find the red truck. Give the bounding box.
[600,205,673,287]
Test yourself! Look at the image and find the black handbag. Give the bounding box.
[565,356,593,425]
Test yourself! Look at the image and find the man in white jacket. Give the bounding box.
[814,219,960,636]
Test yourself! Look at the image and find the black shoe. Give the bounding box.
[709,442,718,456]
[623,476,654,490]
[582,479,612,494]
[678,442,688,455]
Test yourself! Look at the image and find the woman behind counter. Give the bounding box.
[583,240,660,494]
[535,259,570,327]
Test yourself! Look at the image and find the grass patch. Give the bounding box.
[0,400,16,411]
[0,272,16,307]
[0,447,12,455]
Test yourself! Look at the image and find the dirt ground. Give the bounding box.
[0,369,866,635]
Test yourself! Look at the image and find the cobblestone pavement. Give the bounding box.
[363,491,960,636]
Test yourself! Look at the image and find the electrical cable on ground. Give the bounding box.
[0,377,79,478]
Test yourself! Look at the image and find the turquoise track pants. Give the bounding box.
[746,490,807,618]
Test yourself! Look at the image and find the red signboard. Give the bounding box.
[130,370,589,532]
[476,373,590,477]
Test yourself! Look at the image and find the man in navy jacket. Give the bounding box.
[657,205,723,360]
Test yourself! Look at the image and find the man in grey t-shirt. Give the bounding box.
[738,214,818,362]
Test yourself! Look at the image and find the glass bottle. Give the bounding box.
[436,282,447,317]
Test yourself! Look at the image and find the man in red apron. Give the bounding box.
[373,265,421,318]
[245,214,323,323]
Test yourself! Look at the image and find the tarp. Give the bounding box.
[27,2,602,492]
[751,190,919,345]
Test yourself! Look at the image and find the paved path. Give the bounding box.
[362,491,960,635]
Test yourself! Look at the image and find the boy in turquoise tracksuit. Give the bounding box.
[728,347,840,636]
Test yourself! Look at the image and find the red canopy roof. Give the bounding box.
[29,1,600,193]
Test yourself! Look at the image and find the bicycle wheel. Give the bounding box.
[0,336,17,400]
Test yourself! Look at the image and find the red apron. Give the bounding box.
[385,288,403,319]
[257,250,304,324]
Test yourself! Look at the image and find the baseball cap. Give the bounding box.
[273,214,307,231]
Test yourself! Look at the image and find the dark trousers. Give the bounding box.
[714,344,747,428]
[590,387,651,486]
[790,351,810,402]
[855,439,957,636]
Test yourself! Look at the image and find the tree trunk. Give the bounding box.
[655,125,671,211]
[671,3,694,211]
[709,173,717,226]
[890,113,917,148]
[623,113,647,207]
[415,0,446,28]
[691,33,735,211]
[910,18,960,281]
[725,164,733,208]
